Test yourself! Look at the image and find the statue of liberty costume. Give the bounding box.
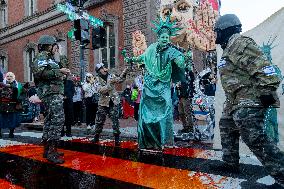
[260,39,283,144]
[125,18,186,150]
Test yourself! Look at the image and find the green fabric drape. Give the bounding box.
[264,107,279,144]
[137,43,185,149]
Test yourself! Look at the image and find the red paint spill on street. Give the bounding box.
[0,144,225,188]
[0,179,24,189]
[70,139,209,157]
[163,147,205,158]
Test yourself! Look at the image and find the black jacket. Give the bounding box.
[0,71,3,82]
[64,79,75,99]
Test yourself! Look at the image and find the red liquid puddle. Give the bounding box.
[0,178,24,189]
[163,148,206,158]
[71,138,209,158]
[0,144,225,189]
[71,138,138,150]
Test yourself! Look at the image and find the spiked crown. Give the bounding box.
[151,17,181,36]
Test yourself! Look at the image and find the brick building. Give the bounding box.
[0,0,158,83]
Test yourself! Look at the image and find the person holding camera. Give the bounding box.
[82,73,99,130]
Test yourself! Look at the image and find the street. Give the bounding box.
[0,118,278,189]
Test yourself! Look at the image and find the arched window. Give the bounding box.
[0,0,8,28]
[26,48,35,81]
[0,56,7,72]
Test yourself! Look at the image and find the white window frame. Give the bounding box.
[25,0,37,16]
[0,56,8,73]
[28,0,35,16]
[98,23,116,69]
[0,2,8,28]
[26,48,35,82]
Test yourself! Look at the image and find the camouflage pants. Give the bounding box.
[42,94,64,141]
[94,105,120,135]
[178,97,194,132]
[220,107,284,183]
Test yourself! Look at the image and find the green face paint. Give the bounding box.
[158,33,170,47]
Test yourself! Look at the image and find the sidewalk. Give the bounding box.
[20,117,284,152]
[20,117,183,139]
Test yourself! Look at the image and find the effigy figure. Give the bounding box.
[125,17,186,150]
[132,30,147,57]
[159,0,219,141]
[159,0,219,51]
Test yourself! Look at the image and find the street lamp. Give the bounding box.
[0,0,6,6]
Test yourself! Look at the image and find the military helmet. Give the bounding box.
[38,35,57,45]
[95,63,105,72]
[214,14,241,31]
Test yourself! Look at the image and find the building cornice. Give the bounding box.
[0,5,68,45]
[0,0,110,45]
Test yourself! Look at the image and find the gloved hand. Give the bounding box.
[124,57,134,64]
[259,94,276,107]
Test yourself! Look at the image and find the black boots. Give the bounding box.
[9,128,14,138]
[92,134,120,146]
[0,129,14,138]
[42,140,49,158]
[61,126,72,137]
[114,134,120,146]
[43,140,64,158]
[43,140,64,164]
[92,134,100,143]
[54,141,64,156]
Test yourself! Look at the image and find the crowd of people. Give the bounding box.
[0,13,283,187]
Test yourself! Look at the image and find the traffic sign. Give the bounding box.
[57,3,103,27]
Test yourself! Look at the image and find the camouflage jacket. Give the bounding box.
[59,55,69,68]
[31,51,65,99]
[219,34,281,114]
[96,71,128,107]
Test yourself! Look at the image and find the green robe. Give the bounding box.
[137,43,185,149]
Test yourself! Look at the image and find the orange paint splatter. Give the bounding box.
[0,179,24,189]
[0,144,215,188]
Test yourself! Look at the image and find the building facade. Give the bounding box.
[0,0,158,83]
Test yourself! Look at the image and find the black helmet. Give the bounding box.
[38,35,57,45]
[95,63,105,72]
[214,14,241,31]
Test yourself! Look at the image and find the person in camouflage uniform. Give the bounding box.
[31,35,70,164]
[215,14,284,187]
[93,63,129,146]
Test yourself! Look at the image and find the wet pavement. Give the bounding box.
[0,120,281,189]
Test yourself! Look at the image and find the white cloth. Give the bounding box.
[82,82,98,98]
[73,86,83,102]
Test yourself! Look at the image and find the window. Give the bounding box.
[26,48,35,81]
[0,56,7,73]
[98,23,116,69]
[26,0,36,16]
[0,1,7,28]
